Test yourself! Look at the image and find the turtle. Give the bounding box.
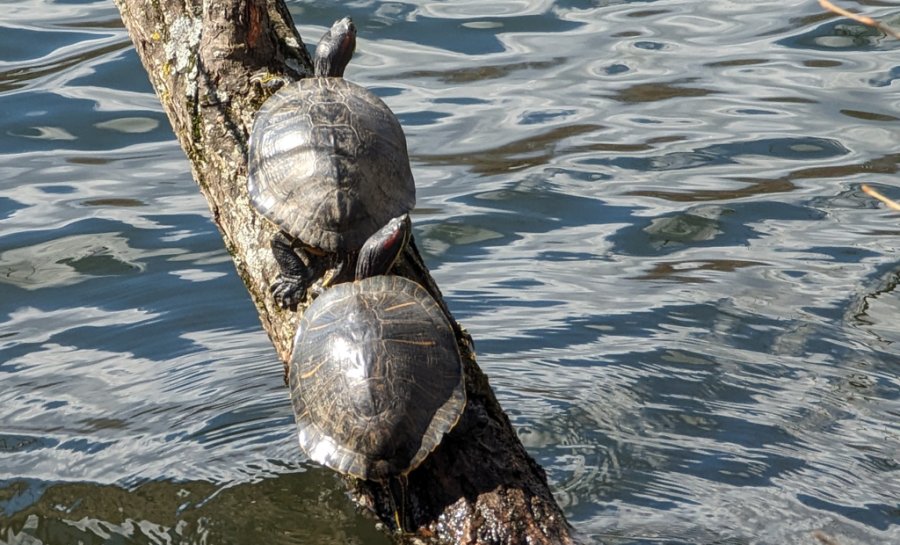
[289,213,466,494]
[247,17,416,308]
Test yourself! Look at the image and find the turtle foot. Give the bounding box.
[271,274,307,310]
[269,232,313,309]
[250,70,292,91]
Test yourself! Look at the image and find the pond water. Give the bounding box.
[1,1,898,544]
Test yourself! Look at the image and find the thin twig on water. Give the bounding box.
[819,0,900,40]
[862,184,900,212]
[820,2,899,213]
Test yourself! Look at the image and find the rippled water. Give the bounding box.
[1,1,898,544]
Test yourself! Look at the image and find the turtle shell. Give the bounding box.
[247,78,416,253]
[290,275,465,480]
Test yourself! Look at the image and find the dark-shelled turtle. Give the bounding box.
[290,214,466,483]
[247,17,416,308]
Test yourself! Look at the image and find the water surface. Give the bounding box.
[1,1,898,544]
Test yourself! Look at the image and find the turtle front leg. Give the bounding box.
[305,258,347,300]
[270,232,312,310]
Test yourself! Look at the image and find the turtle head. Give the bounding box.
[355,214,411,280]
[315,17,356,78]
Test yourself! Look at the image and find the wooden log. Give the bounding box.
[112,1,575,543]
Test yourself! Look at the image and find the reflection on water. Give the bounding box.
[2,472,390,545]
[1,0,899,544]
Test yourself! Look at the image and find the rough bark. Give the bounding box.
[113,2,575,544]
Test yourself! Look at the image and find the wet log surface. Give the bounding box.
[113,1,575,543]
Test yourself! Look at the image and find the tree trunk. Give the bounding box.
[112,1,575,543]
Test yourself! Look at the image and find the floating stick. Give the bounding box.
[819,0,900,40]
[862,184,900,212]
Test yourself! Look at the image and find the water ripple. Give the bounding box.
[2,0,899,543]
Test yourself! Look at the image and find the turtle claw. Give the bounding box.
[270,232,314,309]
[271,274,307,310]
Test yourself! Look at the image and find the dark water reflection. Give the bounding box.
[3,473,390,545]
[1,0,899,544]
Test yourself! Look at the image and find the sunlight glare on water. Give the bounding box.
[1,0,898,544]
